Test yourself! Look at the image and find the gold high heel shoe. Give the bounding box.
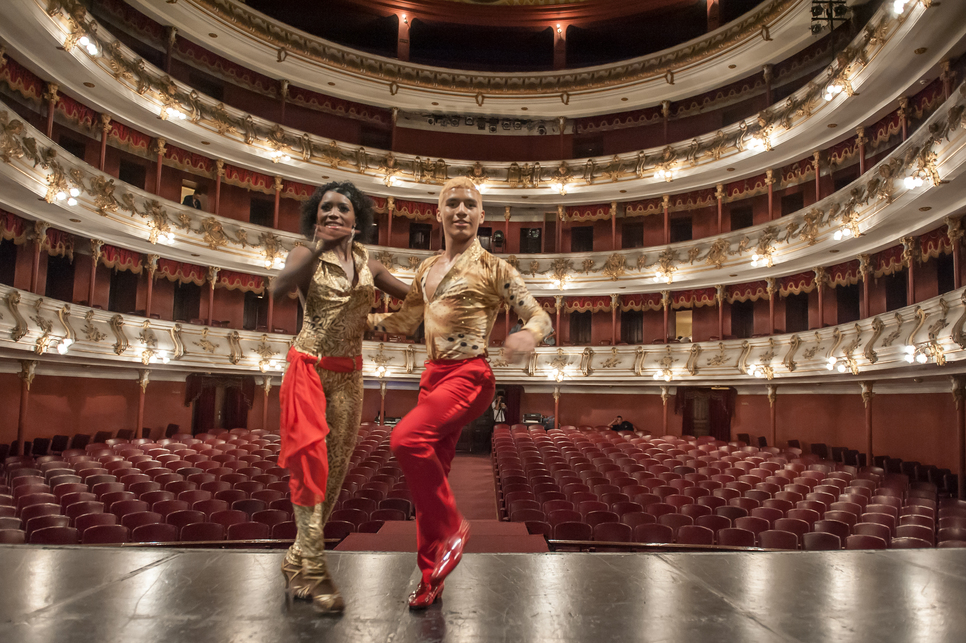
[298,569,345,615]
[281,559,306,598]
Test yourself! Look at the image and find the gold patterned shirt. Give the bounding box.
[292,242,374,359]
[370,238,552,361]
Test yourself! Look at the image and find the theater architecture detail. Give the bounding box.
[0,0,964,399]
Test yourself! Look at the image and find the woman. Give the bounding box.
[272,181,408,614]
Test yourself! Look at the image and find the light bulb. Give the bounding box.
[269,360,277,368]
[63,338,73,347]
[79,37,89,46]
[653,372,661,380]
[834,231,843,241]
[916,353,928,364]
[69,188,80,197]
[162,356,170,364]
[836,364,846,373]
[824,93,833,102]
[904,354,915,363]
[87,44,98,56]
[67,198,78,206]
[57,342,69,355]
[842,228,852,238]
[827,363,834,371]
[904,345,915,354]
[56,191,67,201]
[828,357,837,365]
[664,373,672,382]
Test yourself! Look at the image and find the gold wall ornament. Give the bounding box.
[843,323,863,357]
[945,216,964,245]
[235,228,250,247]
[864,318,884,364]
[376,251,394,271]
[194,327,219,354]
[907,307,927,347]
[799,209,822,245]
[705,239,730,269]
[603,253,626,281]
[554,295,563,312]
[766,384,777,407]
[6,291,27,342]
[802,331,823,359]
[18,360,37,391]
[259,231,281,266]
[737,340,752,374]
[882,312,903,347]
[707,342,728,366]
[550,258,573,284]
[489,348,509,368]
[405,345,417,374]
[660,386,671,406]
[580,347,595,377]
[600,348,620,369]
[169,323,185,359]
[82,309,106,342]
[261,376,272,395]
[89,176,118,216]
[30,305,54,355]
[826,328,843,364]
[44,166,70,204]
[901,236,919,267]
[407,256,421,271]
[950,291,966,349]
[137,319,158,349]
[782,335,801,372]
[138,369,150,393]
[109,314,128,355]
[927,297,951,342]
[228,331,243,365]
[581,258,596,273]
[686,343,701,376]
[527,260,540,276]
[56,304,75,345]
[858,253,872,281]
[201,217,229,250]
[860,381,875,407]
[633,346,646,376]
[0,111,26,163]
[207,265,221,288]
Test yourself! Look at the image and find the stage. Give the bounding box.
[1,545,965,642]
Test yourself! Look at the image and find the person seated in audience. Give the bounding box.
[181,184,208,210]
[370,177,552,609]
[492,393,507,424]
[608,415,634,431]
[271,181,409,614]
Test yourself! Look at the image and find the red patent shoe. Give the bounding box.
[431,519,470,584]
[408,580,444,610]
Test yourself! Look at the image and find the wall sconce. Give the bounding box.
[402,14,408,24]
[556,24,562,35]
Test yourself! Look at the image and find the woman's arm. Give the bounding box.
[269,244,320,298]
[368,258,411,300]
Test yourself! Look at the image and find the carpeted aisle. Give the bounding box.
[447,454,499,521]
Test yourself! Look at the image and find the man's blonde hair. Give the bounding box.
[438,177,482,209]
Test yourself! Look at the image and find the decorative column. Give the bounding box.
[99,114,111,171]
[214,159,225,216]
[858,254,872,319]
[716,184,725,234]
[555,295,563,346]
[386,197,395,248]
[207,266,220,326]
[262,376,272,430]
[766,169,776,220]
[279,79,288,124]
[397,12,411,61]
[30,220,49,295]
[766,278,776,333]
[716,284,725,339]
[662,100,671,145]
[662,195,670,244]
[17,360,36,451]
[503,206,511,251]
[552,21,566,70]
[941,60,954,101]
[273,175,283,228]
[164,26,177,73]
[89,239,103,306]
[661,290,670,343]
[553,386,560,430]
[952,376,966,500]
[766,384,777,448]
[856,126,867,175]
[610,293,619,346]
[898,97,909,142]
[379,381,388,426]
[661,385,670,435]
[43,83,59,138]
[145,254,159,318]
[137,369,150,437]
[813,267,826,329]
[861,381,875,467]
[902,236,918,305]
[763,64,773,105]
[946,217,963,290]
[610,202,618,250]
[266,276,275,332]
[153,138,166,195]
[556,205,565,253]
[813,151,821,203]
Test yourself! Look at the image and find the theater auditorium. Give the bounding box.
[1,0,966,640]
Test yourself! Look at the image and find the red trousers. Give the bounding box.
[391,356,496,582]
[278,347,362,507]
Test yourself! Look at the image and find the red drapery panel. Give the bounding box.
[0,57,45,102]
[109,121,152,154]
[575,105,663,134]
[56,94,97,133]
[100,244,142,274]
[535,297,557,312]
[874,244,905,277]
[283,181,315,200]
[624,197,664,218]
[223,164,274,194]
[725,173,769,200]
[619,293,663,312]
[176,37,280,96]
[827,136,858,166]
[0,210,28,244]
[921,226,951,260]
[827,260,861,288]
[218,270,265,294]
[44,228,73,261]
[566,204,611,222]
[779,158,813,187]
[393,199,436,220]
[370,196,388,213]
[157,258,206,285]
[726,281,768,303]
[565,296,612,313]
[164,144,215,176]
[671,288,717,309]
[780,271,816,297]
[287,86,391,126]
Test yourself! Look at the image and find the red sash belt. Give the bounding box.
[278,347,362,503]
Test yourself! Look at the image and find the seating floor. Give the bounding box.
[2,545,965,642]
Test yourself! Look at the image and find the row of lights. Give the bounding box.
[164,106,188,121]
[823,83,845,102]
[77,36,98,57]
[54,187,81,206]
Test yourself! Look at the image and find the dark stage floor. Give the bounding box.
[1,544,965,642]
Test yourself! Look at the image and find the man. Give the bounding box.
[371,177,552,609]
[608,415,634,431]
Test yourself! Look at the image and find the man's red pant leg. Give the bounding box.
[390,358,495,582]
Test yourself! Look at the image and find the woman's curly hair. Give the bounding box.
[299,181,374,243]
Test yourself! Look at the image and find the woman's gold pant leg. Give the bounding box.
[318,371,364,525]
